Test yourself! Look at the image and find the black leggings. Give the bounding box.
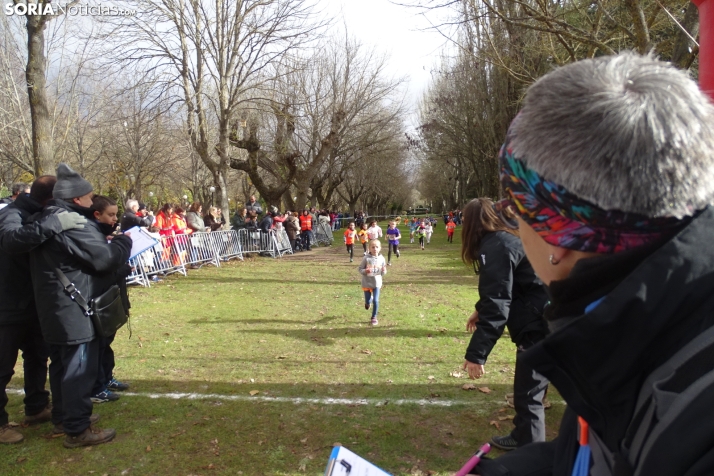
[419,236,424,247]
[362,242,368,253]
[388,243,398,262]
[346,244,354,259]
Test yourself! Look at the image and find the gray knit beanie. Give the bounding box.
[53,163,93,199]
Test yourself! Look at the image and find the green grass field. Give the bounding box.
[1,225,563,475]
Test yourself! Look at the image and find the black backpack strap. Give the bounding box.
[620,325,714,474]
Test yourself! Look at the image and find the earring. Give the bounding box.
[549,254,560,265]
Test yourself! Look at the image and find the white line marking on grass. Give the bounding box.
[7,388,481,407]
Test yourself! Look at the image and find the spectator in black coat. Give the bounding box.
[461,198,549,452]
[29,164,131,448]
[474,53,714,476]
[203,207,223,232]
[120,199,153,231]
[0,176,87,444]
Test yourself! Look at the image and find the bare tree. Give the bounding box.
[106,0,322,219]
[230,35,406,210]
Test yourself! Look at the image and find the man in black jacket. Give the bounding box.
[29,164,132,448]
[0,176,88,444]
[120,199,153,231]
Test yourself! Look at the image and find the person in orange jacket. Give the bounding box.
[299,209,312,251]
[446,218,457,243]
[154,203,176,237]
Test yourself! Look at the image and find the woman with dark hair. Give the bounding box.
[154,203,175,236]
[461,197,549,451]
[186,202,206,233]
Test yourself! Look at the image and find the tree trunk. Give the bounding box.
[26,14,52,175]
[282,190,295,212]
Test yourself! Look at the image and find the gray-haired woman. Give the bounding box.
[474,53,714,476]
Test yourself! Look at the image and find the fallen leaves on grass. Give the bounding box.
[498,415,515,421]
[360,349,372,355]
[490,420,501,430]
[146,445,151,452]
[477,387,492,394]
[249,390,260,396]
[462,383,477,390]
[449,371,463,378]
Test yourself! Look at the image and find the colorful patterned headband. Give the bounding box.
[498,139,688,253]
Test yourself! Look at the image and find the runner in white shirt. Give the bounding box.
[366,220,383,241]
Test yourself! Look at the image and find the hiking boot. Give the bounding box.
[63,426,116,448]
[53,414,101,435]
[370,317,378,326]
[0,424,23,444]
[107,378,130,391]
[91,390,120,403]
[491,434,518,451]
[24,405,52,425]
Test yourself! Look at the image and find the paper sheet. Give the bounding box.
[324,446,391,476]
[125,226,159,259]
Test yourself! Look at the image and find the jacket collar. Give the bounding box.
[14,193,44,215]
[524,207,714,446]
[48,199,95,219]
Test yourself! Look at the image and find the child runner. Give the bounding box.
[344,222,358,262]
[358,239,387,326]
[367,219,383,242]
[446,218,456,243]
[409,217,418,243]
[415,219,427,250]
[90,195,131,403]
[425,220,433,244]
[357,222,369,254]
[386,220,401,265]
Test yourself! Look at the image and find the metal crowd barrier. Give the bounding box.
[126,256,151,287]
[127,228,290,287]
[142,235,188,278]
[273,228,294,257]
[313,222,334,246]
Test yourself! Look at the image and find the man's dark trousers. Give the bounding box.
[0,317,50,426]
[49,339,99,435]
[92,334,116,395]
[511,332,550,446]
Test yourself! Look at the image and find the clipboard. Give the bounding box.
[324,446,391,476]
[125,226,159,260]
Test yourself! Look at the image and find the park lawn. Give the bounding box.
[1,224,564,475]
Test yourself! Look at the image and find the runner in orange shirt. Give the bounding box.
[446,218,457,243]
[343,222,358,262]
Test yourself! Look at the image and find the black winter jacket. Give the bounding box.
[476,208,714,476]
[120,210,152,231]
[465,231,548,365]
[29,200,132,345]
[0,194,66,326]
